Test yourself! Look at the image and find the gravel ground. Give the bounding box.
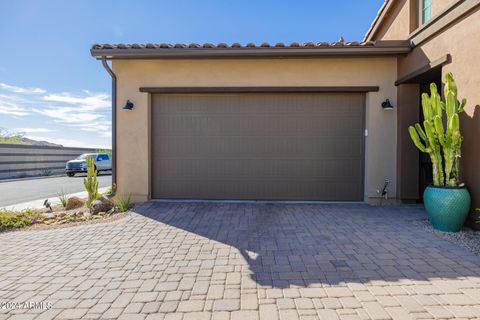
[412,219,480,255]
[2,211,130,233]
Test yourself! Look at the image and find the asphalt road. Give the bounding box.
[0,174,112,207]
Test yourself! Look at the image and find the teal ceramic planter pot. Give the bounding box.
[423,185,471,232]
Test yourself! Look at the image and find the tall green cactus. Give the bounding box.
[83,156,99,205]
[408,72,466,187]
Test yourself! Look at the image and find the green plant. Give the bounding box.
[41,168,53,176]
[58,191,68,208]
[83,156,99,206]
[114,194,133,212]
[0,209,44,231]
[408,72,466,187]
[104,187,113,195]
[473,209,480,224]
[0,128,27,145]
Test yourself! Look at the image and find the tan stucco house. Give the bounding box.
[91,0,479,206]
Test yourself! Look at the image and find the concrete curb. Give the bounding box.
[2,187,110,211]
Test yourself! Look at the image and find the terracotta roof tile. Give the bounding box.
[90,40,411,58]
[91,40,378,50]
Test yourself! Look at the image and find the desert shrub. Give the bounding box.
[114,194,133,213]
[0,209,44,231]
[41,168,53,176]
[103,187,113,195]
[0,128,26,145]
[58,192,68,208]
[66,196,84,210]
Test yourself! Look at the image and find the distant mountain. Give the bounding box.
[21,137,63,147]
[0,136,62,147]
[0,128,63,147]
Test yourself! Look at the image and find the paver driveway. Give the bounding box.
[1,202,480,320]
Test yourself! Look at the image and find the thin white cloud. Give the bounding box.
[0,82,46,94]
[0,94,34,116]
[35,107,104,124]
[99,131,112,138]
[43,92,110,110]
[14,127,54,133]
[0,81,111,147]
[0,102,30,116]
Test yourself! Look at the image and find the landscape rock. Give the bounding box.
[43,212,55,219]
[55,212,66,218]
[90,196,113,215]
[66,197,84,210]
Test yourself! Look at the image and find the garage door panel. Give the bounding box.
[155,159,363,181]
[156,115,363,136]
[152,93,364,201]
[156,137,363,159]
[154,180,361,201]
[157,94,363,115]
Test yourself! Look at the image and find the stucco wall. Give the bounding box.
[398,7,480,207]
[374,0,412,40]
[113,57,398,202]
[372,0,464,41]
[432,0,461,17]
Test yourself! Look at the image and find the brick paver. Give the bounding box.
[1,202,480,319]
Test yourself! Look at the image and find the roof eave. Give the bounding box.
[91,43,411,60]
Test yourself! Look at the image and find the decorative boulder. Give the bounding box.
[90,196,113,215]
[66,197,84,210]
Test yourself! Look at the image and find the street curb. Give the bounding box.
[1,187,111,211]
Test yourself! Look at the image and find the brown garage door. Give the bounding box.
[151,93,364,200]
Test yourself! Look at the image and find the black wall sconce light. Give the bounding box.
[123,100,134,110]
[381,99,394,110]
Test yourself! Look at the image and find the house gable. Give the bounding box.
[365,0,465,42]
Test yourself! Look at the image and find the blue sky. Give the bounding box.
[0,0,383,148]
